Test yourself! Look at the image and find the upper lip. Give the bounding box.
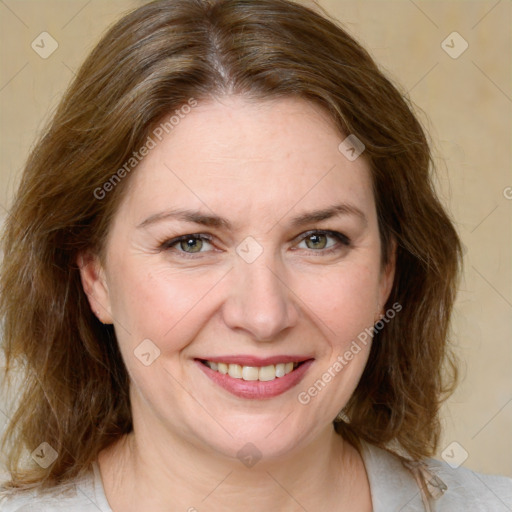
[196,355,314,366]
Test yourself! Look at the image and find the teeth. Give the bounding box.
[259,365,276,381]
[228,364,242,379]
[275,363,286,378]
[242,366,259,381]
[204,360,300,381]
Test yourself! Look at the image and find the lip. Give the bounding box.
[195,357,314,400]
[198,354,313,366]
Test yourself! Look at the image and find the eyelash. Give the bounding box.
[159,230,351,258]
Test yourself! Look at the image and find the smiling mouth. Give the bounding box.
[198,360,307,382]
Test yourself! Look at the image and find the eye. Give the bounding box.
[161,234,215,254]
[295,230,350,253]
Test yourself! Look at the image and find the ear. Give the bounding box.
[77,251,113,324]
[376,237,397,321]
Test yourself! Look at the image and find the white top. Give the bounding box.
[1,442,511,511]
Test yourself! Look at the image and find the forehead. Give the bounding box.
[117,96,375,227]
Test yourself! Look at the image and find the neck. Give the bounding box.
[98,410,371,512]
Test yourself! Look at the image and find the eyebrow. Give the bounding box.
[288,204,368,228]
[137,203,367,230]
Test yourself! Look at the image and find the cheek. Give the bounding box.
[291,261,381,341]
[107,258,225,352]
[292,263,378,400]
[292,265,379,415]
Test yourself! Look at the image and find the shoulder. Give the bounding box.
[423,457,512,511]
[361,441,512,511]
[0,463,112,512]
[0,488,92,512]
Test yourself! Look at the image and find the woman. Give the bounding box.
[0,0,510,510]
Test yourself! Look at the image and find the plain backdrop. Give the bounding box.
[0,0,511,479]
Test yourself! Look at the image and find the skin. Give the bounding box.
[80,95,395,511]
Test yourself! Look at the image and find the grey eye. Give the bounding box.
[304,233,328,249]
[179,237,204,253]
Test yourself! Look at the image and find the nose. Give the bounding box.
[221,256,300,342]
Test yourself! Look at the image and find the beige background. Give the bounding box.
[0,0,511,479]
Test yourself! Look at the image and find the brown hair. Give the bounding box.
[0,0,461,490]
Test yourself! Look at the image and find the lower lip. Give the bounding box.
[195,359,314,399]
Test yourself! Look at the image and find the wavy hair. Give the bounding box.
[0,0,461,490]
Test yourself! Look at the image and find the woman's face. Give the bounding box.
[82,96,395,460]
